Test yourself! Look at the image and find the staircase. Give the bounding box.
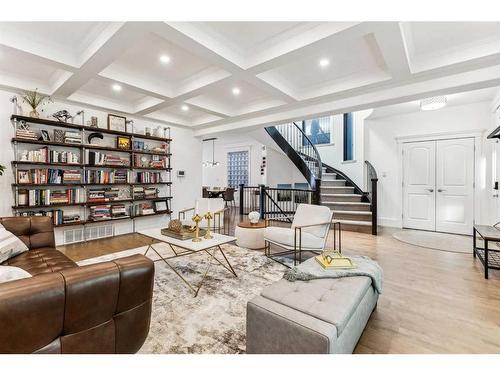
[265,122,378,235]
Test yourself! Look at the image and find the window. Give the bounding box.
[227,151,249,188]
[343,112,354,161]
[302,116,332,145]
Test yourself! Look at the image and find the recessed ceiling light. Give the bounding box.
[232,87,240,95]
[160,54,171,64]
[420,96,447,111]
[112,84,122,92]
[319,58,330,68]
[181,104,189,111]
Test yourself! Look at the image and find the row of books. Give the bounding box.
[135,171,163,183]
[87,187,126,202]
[64,131,81,144]
[84,169,129,184]
[18,188,82,206]
[17,210,81,226]
[18,168,82,184]
[16,129,37,140]
[86,150,130,166]
[88,204,131,221]
[19,147,80,164]
[133,141,169,153]
[132,186,158,199]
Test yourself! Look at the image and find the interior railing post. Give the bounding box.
[239,184,244,216]
[371,178,378,235]
[259,184,266,219]
[313,178,321,205]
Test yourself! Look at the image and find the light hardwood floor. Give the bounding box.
[58,210,500,354]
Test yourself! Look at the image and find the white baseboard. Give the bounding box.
[377,217,402,228]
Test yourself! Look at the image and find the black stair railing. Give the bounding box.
[265,122,322,201]
[365,161,378,235]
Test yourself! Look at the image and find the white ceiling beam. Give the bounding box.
[193,63,500,136]
[52,22,150,98]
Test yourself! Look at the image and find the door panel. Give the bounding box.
[403,141,436,231]
[436,138,474,235]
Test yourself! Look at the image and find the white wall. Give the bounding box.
[365,101,495,227]
[0,89,202,245]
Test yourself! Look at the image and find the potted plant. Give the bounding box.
[21,89,51,118]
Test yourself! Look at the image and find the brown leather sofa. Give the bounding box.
[0,216,154,354]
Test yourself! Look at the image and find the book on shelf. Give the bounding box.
[134,202,154,215]
[84,169,130,184]
[135,171,163,183]
[19,147,79,164]
[17,209,79,226]
[17,168,82,184]
[87,187,129,202]
[86,150,130,166]
[88,205,112,221]
[133,154,167,168]
[64,131,82,144]
[17,188,81,206]
[111,204,129,218]
[16,129,37,140]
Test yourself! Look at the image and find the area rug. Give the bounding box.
[392,229,472,254]
[77,243,287,354]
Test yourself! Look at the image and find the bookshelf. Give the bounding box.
[11,114,173,230]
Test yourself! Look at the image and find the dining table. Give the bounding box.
[207,188,226,198]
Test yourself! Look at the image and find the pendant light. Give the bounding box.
[202,138,220,167]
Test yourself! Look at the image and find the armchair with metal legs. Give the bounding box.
[263,204,336,267]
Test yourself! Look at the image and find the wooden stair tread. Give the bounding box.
[332,210,372,215]
[334,219,372,226]
[321,193,363,197]
[324,201,371,205]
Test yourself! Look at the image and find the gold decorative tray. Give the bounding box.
[315,250,356,269]
[161,226,207,240]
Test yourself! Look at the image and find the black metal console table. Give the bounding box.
[473,225,500,279]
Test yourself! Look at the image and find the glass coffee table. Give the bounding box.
[138,228,237,297]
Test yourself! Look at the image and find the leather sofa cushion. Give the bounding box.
[260,276,372,336]
[2,248,77,276]
[264,226,324,249]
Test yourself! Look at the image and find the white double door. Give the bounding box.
[402,138,474,235]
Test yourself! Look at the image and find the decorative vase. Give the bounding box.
[248,211,260,224]
[29,109,39,118]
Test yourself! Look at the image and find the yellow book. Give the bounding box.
[315,251,356,269]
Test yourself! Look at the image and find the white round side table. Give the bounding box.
[235,220,266,250]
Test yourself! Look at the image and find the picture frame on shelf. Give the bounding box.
[17,170,31,184]
[40,130,50,141]
[154,200,168,213]
[117,136,131,150]
[133,141,144,151]
[107,114,127,132]
[54,129,65,143]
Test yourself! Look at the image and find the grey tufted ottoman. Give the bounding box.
[246,276,378,353]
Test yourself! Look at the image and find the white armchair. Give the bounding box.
[264,204,333,266]
[178,198,227,233]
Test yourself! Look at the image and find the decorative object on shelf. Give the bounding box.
[133,140,144,150]
[154,200,167,213]
[153,126,161,137]
[74,110,84,125]
[10,96,22,116]
[51,110,73,123]
[39,130,50,141]
[204,211,214,239]
[107,114,127,132]
[145,127,151,136]
[126,119,134,133]
[202,138,220,167]
[87,116,98,127]
[117,136,131,150]
[248,211,260,224]
[53,129,65,143]
[17,170,30,184]
[87,132,104,144]
[192,213,203,242]
[18,120,30,131]
[163,127,169,139]
[21,89,51,118]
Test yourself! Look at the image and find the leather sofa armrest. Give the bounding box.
[0,254,154,354]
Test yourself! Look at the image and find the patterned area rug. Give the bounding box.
[78,243,287,354]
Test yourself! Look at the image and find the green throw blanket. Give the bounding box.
[283,255,383,294]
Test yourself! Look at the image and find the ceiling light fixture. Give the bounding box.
[160,54,171,64]
[319,58,330,68]
[112,84,122,92]
[420,96,447,111]
[181,104,189,111]
[232,87,240,95]
[202,138,220,167]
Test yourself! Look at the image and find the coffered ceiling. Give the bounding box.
[1,21,500,135]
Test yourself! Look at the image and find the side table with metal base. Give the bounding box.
[473,224,500,279]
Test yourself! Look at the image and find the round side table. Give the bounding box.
[235,220,266,250]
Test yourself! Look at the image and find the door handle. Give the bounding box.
[438,189,446,192]
[427,189,434,192]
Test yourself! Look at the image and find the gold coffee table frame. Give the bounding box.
[140,230,238,297]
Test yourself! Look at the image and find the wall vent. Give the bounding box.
[63,224,114,244]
